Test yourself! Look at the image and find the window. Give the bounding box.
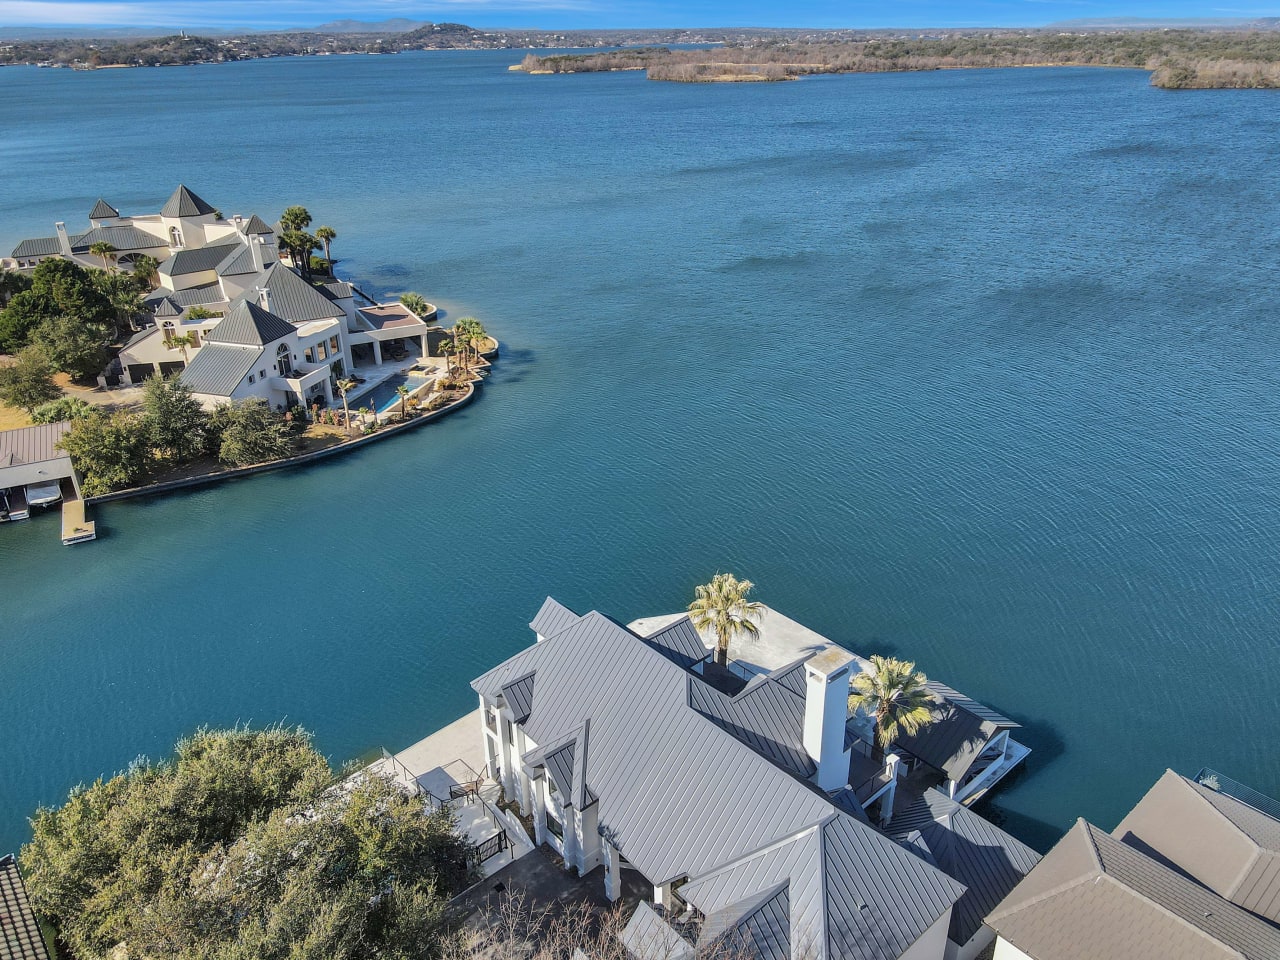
[276,343,292,377]
[545,809,563,839]
[317,341,328,361]
[329,335,340,353]
[248,374,255,384]
[259,370,266,379]
[169,226,183,247]
[161,321,175,341]
[305,347,315,364]
[190,330,200,347]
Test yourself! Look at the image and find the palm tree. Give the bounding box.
[848,656,937,761]
[315,225,336,270]
[688,573,765,667]
[165,331,196,365]
[435,335,458,375]
[131,255,160,290]
[280,205,312,232]
[396,384,411,419]
[279,230,319,280]
[400,292,429,317]
[89,241,117,271]
[335,377,357,435]
[455,317,487,370]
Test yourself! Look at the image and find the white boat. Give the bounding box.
[3,487,29,521]
[26,480,62,509]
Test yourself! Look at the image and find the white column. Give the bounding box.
[562,807,580,872]
[880,753,901,826]
[603,840,621,902]
[497,719,516,797]
[373,340,383,365]
[532,778,548,846]
[655,882,673,910]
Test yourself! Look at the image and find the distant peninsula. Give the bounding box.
[512,30,1280,90]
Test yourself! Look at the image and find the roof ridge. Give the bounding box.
[1173,772,1263,900]
[685,821,826,890]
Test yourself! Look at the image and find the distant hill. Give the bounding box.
[0,25,235,40]
[303,19,432,34]
[1046,16,1280,30]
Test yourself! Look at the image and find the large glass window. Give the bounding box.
[330,335,340,353]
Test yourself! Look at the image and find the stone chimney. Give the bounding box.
[803,645,855,792]
[55,222,71,256]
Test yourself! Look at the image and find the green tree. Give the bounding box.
[56,408,152,495]
[143,375,207,462]
[0,259,114,353]
[90,269,146,338]
[400,292,429,317]
[31,395,94,423]
[131,254,160,290]
[88,241,117,271]
[185,306,217,321]
[335,377,357,435]
[315,225,337,266]
[279,230,319,280]
[31,313,110,380]
[396,383,411,419]
[166,330,196,364]
[848,655,937,760]
[280,205,312,232]
[435,332,458,376]
[0,267,31,307]
[688,572,765,667]
[454,316,488,370]
[21,727,470,960]
[207,398,293,466]
[0,346,61,413]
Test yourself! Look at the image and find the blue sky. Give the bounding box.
[1,0,1278,31]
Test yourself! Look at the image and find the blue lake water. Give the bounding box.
[2,53,1279,855]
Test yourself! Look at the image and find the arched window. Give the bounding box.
[169,226,183,247]
[276,343,293,376]
[162,321,175,342]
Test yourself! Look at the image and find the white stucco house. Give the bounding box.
[471,599,1040,960]
[7,185,439,409]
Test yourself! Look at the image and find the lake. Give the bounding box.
[2,52,1279,854]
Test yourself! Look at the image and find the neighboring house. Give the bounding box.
[0,422,81,520]
[0,853,52,960]
[7,186,438,404]
[986,769,1280,960]
[472,598,1039,960]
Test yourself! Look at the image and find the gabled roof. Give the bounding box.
[698,881,790,960]
[473,604,964,960]
[0,854,52,960]
[9,237,60,259]
[639,616,708,670]
[205,298,294,346]
[160,241,240,277]
[166,283,228,309]
[529,596,581,639]
[253,263,344,324]
[70,224,163,253]
[887,788,1040,945]
[239,214,273,235]
[179,343,261,397]
[216,245,258,277]
[892,680,1019,783]
[987,819,1280,960]
[1114,769,1280,924]
[320,280,353,301]
[687,662,814,780]
[500,673,536,724]
[161,184,216,218]
[151,297,182,319]
[620,902,694,960]
[89,198,119,219]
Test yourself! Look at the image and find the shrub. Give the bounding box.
[31,395,94,423]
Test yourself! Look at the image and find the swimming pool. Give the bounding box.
[353,373,431,414]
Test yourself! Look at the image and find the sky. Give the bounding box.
[0,0,1278,32]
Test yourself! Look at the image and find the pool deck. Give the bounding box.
[340,356,443,410]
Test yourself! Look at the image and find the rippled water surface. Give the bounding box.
[2,54,1279,853]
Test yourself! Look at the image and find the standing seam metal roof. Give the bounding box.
[473,605,965,960]
[0,423,71,468]
[529,596,581,639]
[161,185,216,218]
[206,299,294,346]
[893,681,1019,784]
[161,241,241,276]
[9,238,60,258]
[179,343,261,397]
[70,225,164,253]
[0,854,51,960]
[253,263,345,324]
[89,198,119,219]
[640,616,709,670]
[699,881,791,960]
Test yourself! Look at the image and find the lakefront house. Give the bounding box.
[469,598,1039,960]
[5,185,438,411]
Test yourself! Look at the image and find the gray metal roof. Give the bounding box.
[888,788,1040,945]
[216,245,257,277]
[640,616,708,670]
[240,214,273,235]
[687,667,815,780]
[0,422,71,469]
[206,299,293,346]
[988,819,1280,960]
[152,297,182,318]
[0,854,52,960]
[161,184,216,218]
[179,343,260,397]
[473,604,964,960]
[1114,769,1280,925]
[893,681,1018,784]
[321,280,354,300]
[620,902,694,960]
[9,237,60,258]
[89,198,119,220]
[254,263,345,324]
[501,673,536,723]
[70,224,164,253]
[529,596,581,639]
[168,284,227,308]
[699,881,790,960]
[161,241,240,276]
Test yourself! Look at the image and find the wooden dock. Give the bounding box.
[60,495,96,544]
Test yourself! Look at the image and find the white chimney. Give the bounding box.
[803,645,855,792]
[250,235,264,272]
[256,286,272,312]
[55,222,71,256]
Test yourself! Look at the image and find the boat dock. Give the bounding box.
[60,494,96,545]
